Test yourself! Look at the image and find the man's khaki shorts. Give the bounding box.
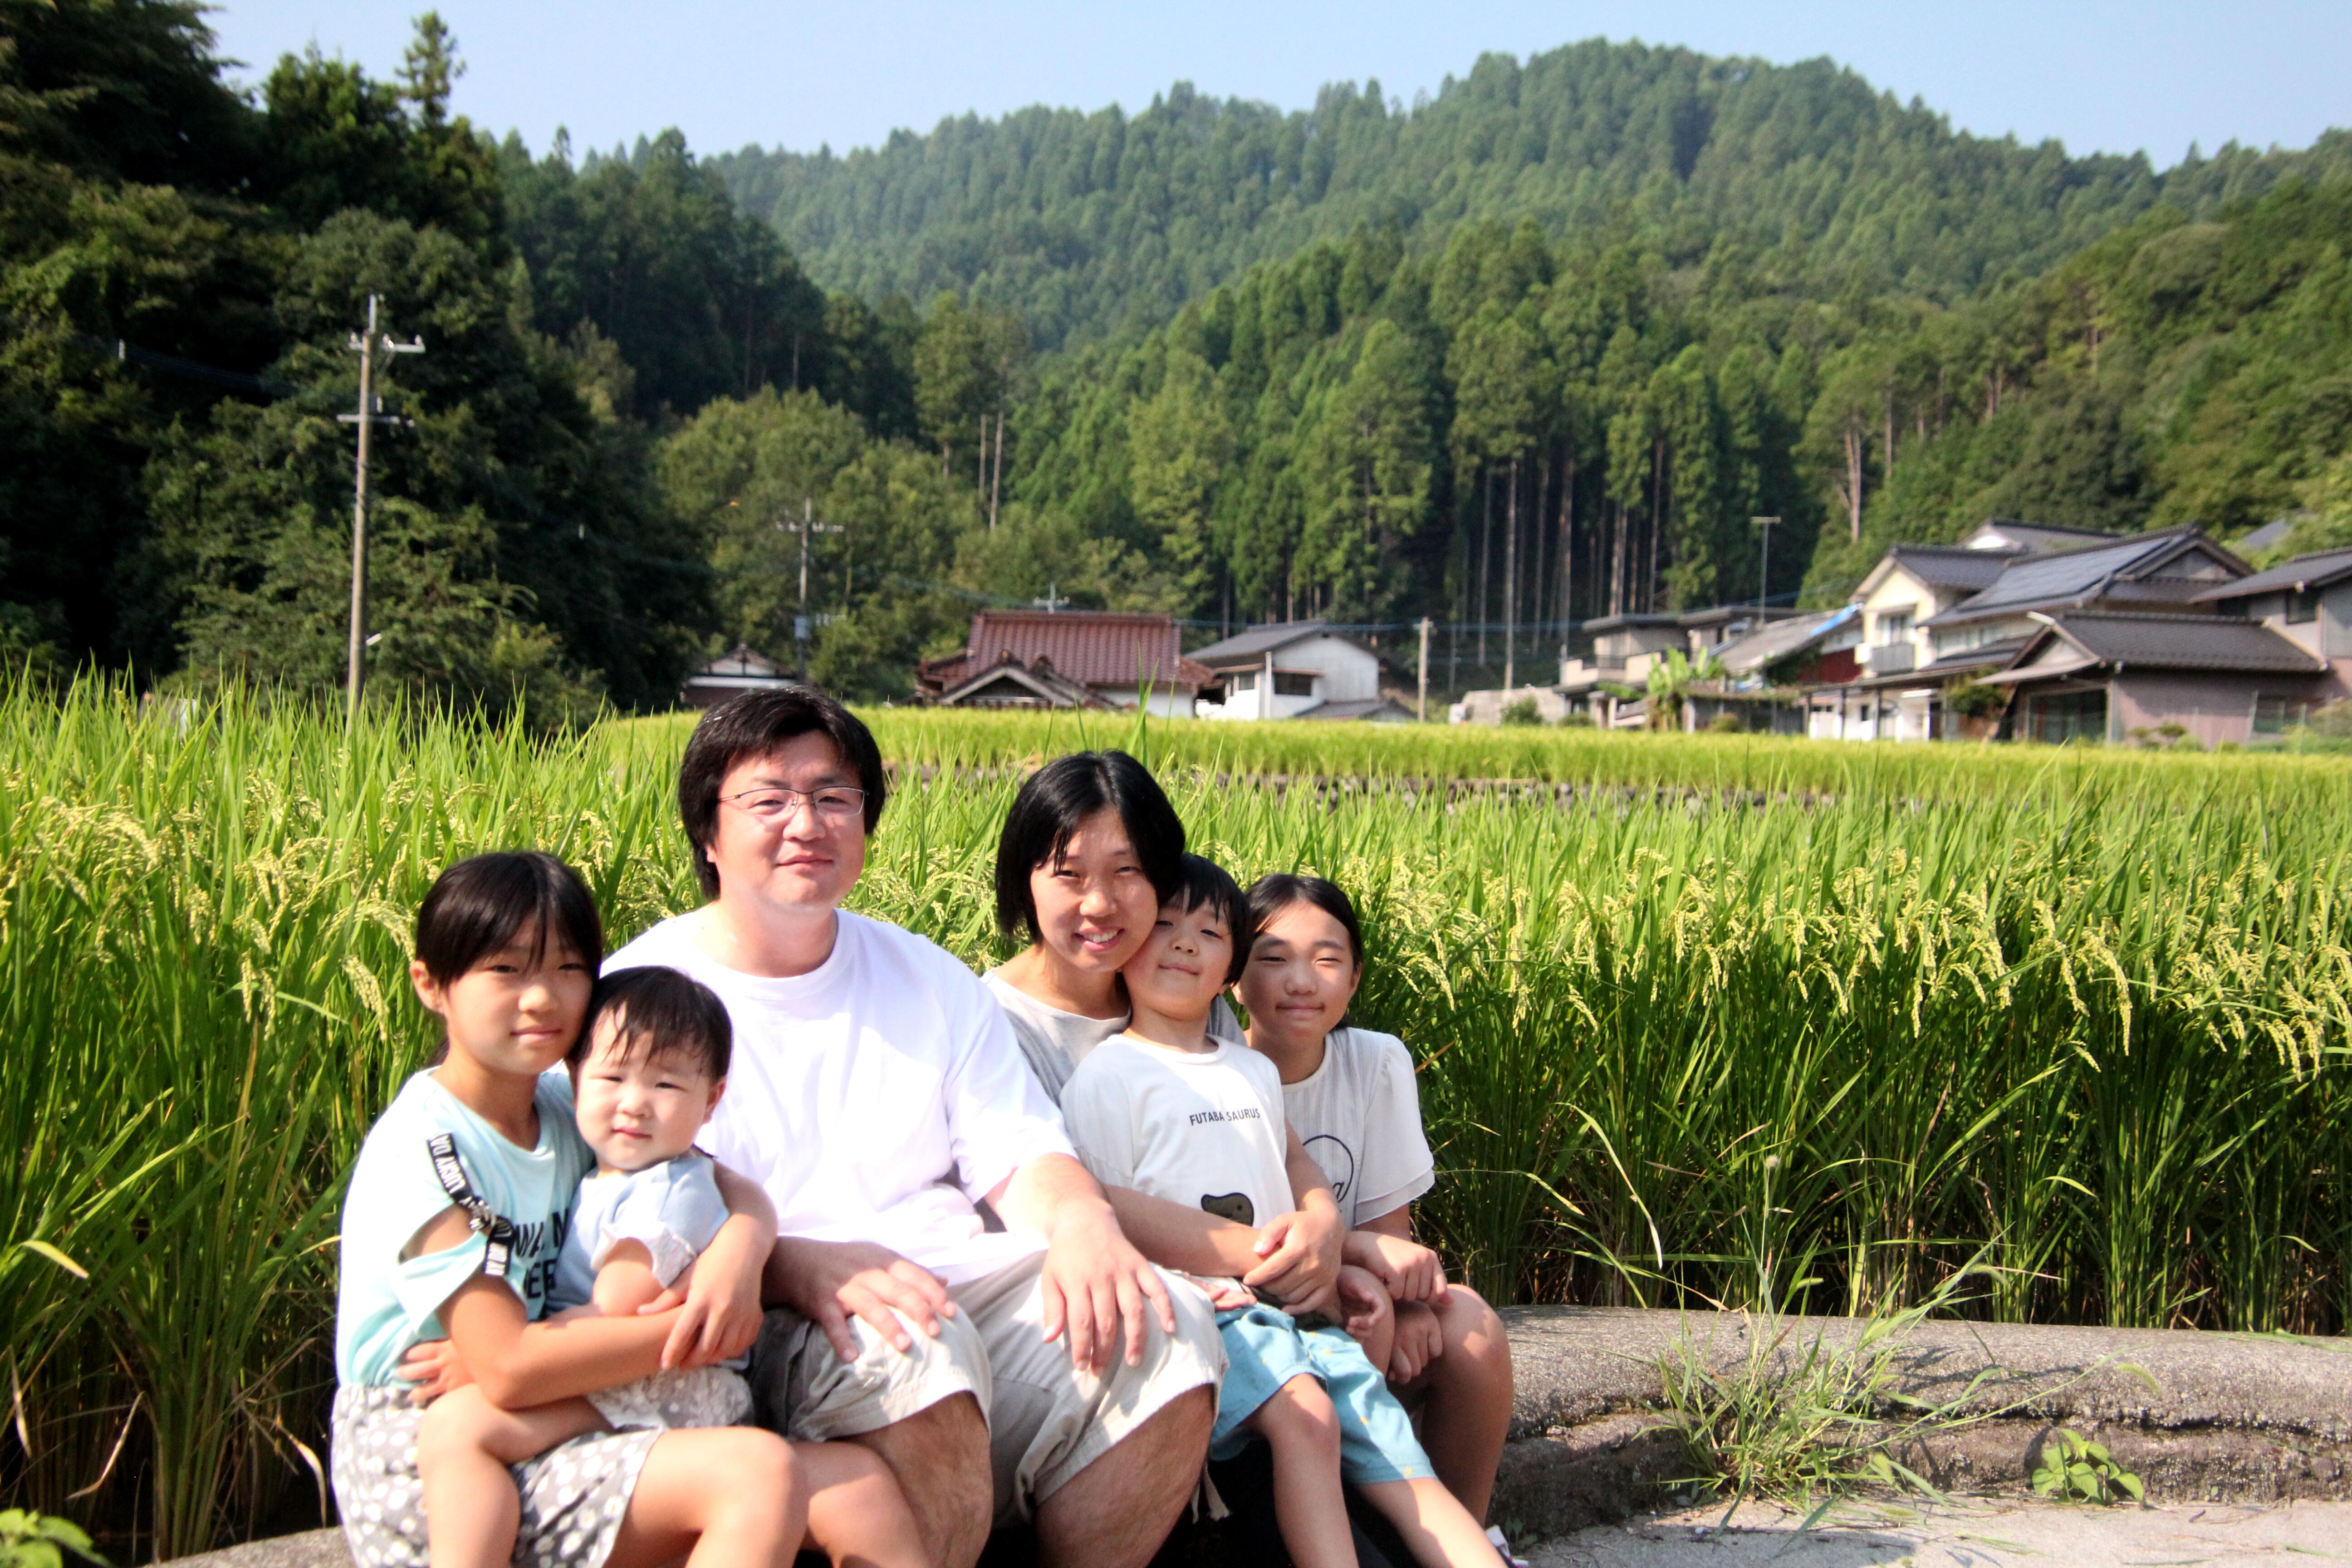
[749,1250,1225,1524]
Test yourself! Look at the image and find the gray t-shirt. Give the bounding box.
[983,968,1244,1106]
[981,970,1127,1104]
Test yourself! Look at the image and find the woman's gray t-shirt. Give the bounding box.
[980,970,1127,1104]
[982,969,1244,1106]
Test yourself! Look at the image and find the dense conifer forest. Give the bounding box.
[5,0,2349,709]
[714,43,2349,351]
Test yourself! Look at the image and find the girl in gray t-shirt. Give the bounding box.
[1236,874,1521,1548]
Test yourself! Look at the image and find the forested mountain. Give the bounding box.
[979,171,2352,691]
[6,2,2348,713]
[714,41,2352,351]
[0,2,911,711]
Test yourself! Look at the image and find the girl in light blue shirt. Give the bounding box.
[330,853,916,1568]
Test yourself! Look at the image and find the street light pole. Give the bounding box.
[339,294,424,719]
[1750,515,1781,611]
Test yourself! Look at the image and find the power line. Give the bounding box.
[70,332,295,398]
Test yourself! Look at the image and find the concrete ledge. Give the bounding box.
[163,1310,2350,1565]
[1490,1307,2351,1541]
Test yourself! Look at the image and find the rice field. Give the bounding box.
[4,684,2347,1557]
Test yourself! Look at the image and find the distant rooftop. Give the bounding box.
[1921,527,2240,627]
[1961,518,2123,553]
[1992,612,2326,679]
[2193,545,2352,601]
[1188,618,1371,667]
[920,609,1210,693]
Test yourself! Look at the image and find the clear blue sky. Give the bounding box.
[205,0,2347,170]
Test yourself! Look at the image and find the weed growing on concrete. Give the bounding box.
[2031,1430,2146,1504]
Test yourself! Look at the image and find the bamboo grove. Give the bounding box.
[3,686,2345,1555]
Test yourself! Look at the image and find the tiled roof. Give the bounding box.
[1852,637,2031,689]
[1187,619,1371,667]
[923,611,1210,693]
[936,656,1108,710]
[1883,546,2014,593]
[1716,606,1857,674]
[2193,546,2352,600]
[2016,612,2326,675]
[1967,519,2122,552]
[1921,528,2235,627]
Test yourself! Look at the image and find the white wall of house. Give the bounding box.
[1197,634,1382,720]
[2237,582,2352,659]
[1851,565,1946,678]
[2230,580,2352,703]
[1932,617,2032,659]
[1808,689,1892,741]
[1097,685,1197,718]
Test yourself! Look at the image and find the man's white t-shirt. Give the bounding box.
[606,910,1073,1286]
[1275,1029,1436,1229]
[1058,1036,1294,1234]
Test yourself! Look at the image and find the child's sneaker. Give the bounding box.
[1486,1524,1531,1567]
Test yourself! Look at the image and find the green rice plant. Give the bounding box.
[0,679,2345,1553]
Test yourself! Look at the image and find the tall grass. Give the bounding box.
[3,683,2345,1556]
[846,710,2352,809]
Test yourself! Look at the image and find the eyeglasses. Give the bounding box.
[719,784,867,825]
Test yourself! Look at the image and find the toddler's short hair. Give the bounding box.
[1169,853,1255,985]
[573,966,732,1080]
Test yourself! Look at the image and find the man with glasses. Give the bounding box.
[605,689,1221,1568]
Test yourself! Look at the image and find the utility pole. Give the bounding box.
[783,498,843,675]
[1416,616,1431,723]
[338,294,424,719]
[1032,583,1068,612]
[1752,516,1781,611]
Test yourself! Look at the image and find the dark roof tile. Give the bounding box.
[2027,612,2325,674]
[926,611,1210,692]
[2193,546,2352,600]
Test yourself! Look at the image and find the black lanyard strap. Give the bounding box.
[425,1132,517,1279]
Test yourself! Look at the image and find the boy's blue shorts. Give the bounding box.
[1209,1303,1434,1485]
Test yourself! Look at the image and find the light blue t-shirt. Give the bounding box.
[550,1150,730,1311]
[333,1069,594,1387]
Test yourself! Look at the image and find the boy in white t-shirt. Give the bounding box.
[1059,856,1504,1568]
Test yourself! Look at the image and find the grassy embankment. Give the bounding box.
[4,686,2346,1555]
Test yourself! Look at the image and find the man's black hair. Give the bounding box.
[1171,853,1255,985]
[572,965,733,1080]
[994,750,1186,944]
[678,686,888,899]
[1243,873,1365,970]
[414,852,605,987]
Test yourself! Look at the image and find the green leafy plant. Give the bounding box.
[1944,678,2009,720]
[0,1510,107,1568]
[2031,1428,2146,1504]
[1499,696,1542,727]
